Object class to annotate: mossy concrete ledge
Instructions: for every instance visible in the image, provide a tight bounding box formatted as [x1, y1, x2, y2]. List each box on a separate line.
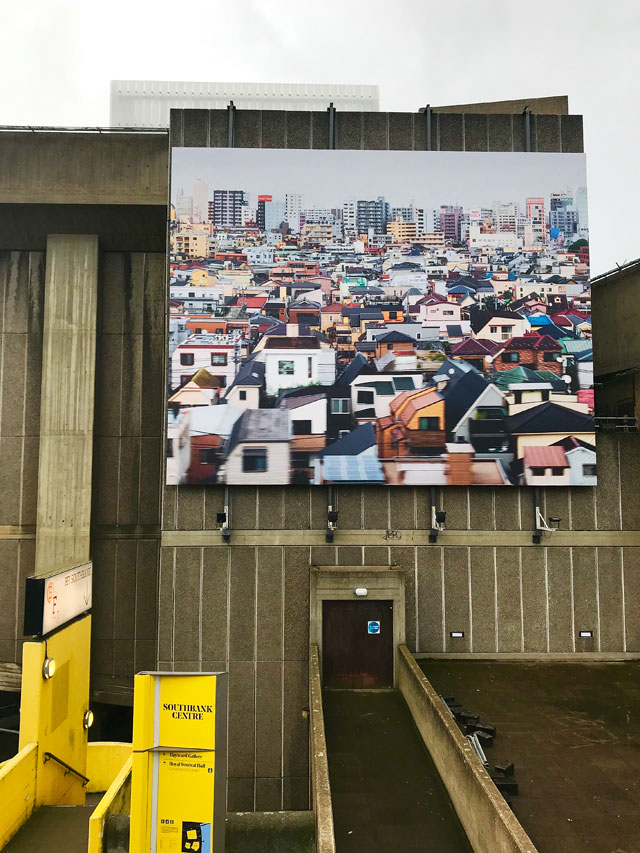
[397, 645, 538, 853]
[226, 811, 315, 852]
[105, 811, 315, 853]
[309, 644, 336, 853]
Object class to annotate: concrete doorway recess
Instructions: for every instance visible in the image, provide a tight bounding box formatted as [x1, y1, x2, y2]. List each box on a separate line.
[310, 565, 405, 687]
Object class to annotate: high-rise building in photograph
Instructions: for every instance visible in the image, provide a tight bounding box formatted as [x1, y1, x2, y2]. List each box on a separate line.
[284, 193, 302, 233]
[439, 204, 463, 241]
[209, 189, 249, 226]
[355, 196, 389, 235]
[192, 178, 209, 223]
[526, 196, 546, 242]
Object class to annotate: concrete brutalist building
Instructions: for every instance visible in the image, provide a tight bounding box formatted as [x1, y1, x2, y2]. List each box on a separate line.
[0, 95, 639, 812]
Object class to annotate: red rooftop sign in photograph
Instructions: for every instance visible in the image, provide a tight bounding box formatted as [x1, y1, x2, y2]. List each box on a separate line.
[167, 148, 594, 487]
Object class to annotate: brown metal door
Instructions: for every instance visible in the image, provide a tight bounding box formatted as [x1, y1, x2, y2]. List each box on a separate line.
[322, 600, 394, 688]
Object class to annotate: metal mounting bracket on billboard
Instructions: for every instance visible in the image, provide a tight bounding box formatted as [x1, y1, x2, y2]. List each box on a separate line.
[327, 102, 336, 149]
[523, 107, 532, 152]
[23, 561, 92, 637]
[227, 101, 236, 148]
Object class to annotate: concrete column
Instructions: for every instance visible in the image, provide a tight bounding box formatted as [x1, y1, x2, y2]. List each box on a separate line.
[35, 235, 98, 576]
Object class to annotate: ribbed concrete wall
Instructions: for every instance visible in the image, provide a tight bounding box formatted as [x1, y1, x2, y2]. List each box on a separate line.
[35, 234, 98, 575]
[0, 111, 635, 812]
[0, 252, 44, 670]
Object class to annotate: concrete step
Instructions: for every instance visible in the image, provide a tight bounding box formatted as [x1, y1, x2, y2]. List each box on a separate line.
[4, 802, 97, 853]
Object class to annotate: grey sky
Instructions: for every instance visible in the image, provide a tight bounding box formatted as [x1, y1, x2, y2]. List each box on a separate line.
[1, 0, 638, 273]
[172, 149, 587, 222]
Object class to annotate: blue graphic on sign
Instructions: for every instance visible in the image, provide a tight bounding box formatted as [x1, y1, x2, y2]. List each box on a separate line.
[368, 621, 381, 634]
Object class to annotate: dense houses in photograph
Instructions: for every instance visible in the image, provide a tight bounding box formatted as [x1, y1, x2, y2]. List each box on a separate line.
[167, 180, 594, 486]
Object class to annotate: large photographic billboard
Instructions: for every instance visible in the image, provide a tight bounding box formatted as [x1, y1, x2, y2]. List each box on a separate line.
[168, 149, 594, 487]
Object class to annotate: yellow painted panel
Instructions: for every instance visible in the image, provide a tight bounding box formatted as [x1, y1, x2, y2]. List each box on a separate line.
[156, 751, 215, 851]
[86, 742, 132, 793]
[130, 673, 223, 853]
[18, 615, 91, 806]
[157, 675, 217, 750]
[0, 742, 37, 848]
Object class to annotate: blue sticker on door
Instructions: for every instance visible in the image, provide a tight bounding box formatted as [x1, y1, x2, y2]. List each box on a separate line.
[368, 621, 380, 634]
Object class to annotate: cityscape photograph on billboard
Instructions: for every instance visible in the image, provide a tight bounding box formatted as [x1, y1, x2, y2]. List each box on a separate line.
[168, 148, 594, 487]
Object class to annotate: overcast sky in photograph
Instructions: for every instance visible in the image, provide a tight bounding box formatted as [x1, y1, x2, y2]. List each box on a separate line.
[173, 149, 588, 221]
[2, 0, 638, 273]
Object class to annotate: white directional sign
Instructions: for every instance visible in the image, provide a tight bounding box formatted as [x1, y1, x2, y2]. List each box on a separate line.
[24, 562, 92, 637]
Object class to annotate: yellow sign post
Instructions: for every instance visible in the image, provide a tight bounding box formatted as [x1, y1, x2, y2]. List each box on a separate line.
[130, 672, 227, 853]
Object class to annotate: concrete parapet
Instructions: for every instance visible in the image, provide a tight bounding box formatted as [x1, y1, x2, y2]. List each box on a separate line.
[89, 754, 132, 853]
[102, 811, 315, 853]
[309, 645, 336, 853]
[397, 645, 537, 853]
[86, 742, 132, 794]
[0, 742, 37, 848]
[226, 811, 315, 853]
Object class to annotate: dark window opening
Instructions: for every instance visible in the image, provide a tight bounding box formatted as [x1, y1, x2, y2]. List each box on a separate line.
[292, 420, 313, 435]
[357, 390, 375, 405]
[418, 416, 440, 430]
[243, 447, 267, 472]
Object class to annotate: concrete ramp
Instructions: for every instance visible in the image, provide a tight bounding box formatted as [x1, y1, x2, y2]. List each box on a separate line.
[323, 689, 472, 851]
[3, 804, 96, 853]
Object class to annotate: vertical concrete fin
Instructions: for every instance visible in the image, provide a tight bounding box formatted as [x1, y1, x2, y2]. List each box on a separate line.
[35, 235, 99, 576]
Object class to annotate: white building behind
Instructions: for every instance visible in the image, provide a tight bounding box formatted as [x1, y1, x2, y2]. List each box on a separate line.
[110, 81, 380, 128]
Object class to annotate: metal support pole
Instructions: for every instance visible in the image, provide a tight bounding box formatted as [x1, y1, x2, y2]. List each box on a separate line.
[523, 107, 531, 152]
[532, 486, 542, 544]
[327, 486, 337, 542]
[227, 100, 236, 148]
[327, 102, 336, 150]
[220, 486, 231, 543]
[429, 486, 438, 543]
[425, 105, 432, 151]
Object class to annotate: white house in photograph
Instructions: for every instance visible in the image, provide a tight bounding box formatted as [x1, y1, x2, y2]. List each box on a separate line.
[418, 298, 462, 324]
[224, 361, 265, 410]
[166, 408, 191, 485]
[252, 333, 336, 396]
[171, 333, 249, 388]
[219, 409, 291, 485]
[280, 393, 327, 436]
[562, 439, 597, 486]
[350, 373, 422, 419]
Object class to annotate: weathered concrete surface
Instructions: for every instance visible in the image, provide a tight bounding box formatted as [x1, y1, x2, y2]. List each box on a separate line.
[226, 811, 314, 853]
[0, 133, 168, 206]
[3, 805, 94, 853]
[433, 96, 569, 114]
[309, 645, 335, 853]
[398, 646, 536, 853]
[323, 686, 471, 852]
[105, 813, 129, 853]
[35, 235, 98, 575]
[421, 659, 640, 853]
